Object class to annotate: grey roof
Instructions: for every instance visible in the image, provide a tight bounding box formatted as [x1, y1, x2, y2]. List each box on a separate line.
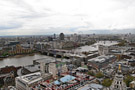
[24, 64, 40, 72]
[79, 83, 103, 90]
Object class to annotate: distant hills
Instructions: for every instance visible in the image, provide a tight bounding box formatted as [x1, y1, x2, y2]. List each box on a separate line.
[86, 29, 135, 34]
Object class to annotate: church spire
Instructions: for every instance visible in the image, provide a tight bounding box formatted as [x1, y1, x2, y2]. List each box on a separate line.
[118, 64, 122, 73]
[110, 64, 127, 90]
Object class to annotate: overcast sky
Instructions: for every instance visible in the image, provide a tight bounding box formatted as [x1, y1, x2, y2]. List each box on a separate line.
[0, 0, 135, 35]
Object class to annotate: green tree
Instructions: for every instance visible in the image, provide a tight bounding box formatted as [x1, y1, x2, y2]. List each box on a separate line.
[117, 40, 127, 46]
[2, 52, 9, 57]
[0, 84, 3, 88]
[124, 75, 134, 87]
[95, 72, 104, 78]
[88, 71, 95, 76]
[102, 78, 113, 87]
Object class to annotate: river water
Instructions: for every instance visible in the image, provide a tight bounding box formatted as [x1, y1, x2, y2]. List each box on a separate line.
[0, 54, 51, 68]
[75, 41, 118, 52]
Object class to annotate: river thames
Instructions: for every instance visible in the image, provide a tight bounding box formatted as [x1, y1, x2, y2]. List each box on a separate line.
[0, 54, 51, 68]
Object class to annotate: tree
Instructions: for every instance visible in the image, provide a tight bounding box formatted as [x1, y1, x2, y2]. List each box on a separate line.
[88, 71, 95, 76]
[0, 84, 2, 88]
[95, 72, 104, 78]
[2, 52, 9, 57]
[124, 75, 134, 87]
[102, 78, 113, 87]
[117, 40, 127, 46]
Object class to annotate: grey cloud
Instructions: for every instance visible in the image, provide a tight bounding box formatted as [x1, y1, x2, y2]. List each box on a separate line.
[0, 22, 22, 30]
[6, 0, 35, 12]
[0, 0, 135, 35]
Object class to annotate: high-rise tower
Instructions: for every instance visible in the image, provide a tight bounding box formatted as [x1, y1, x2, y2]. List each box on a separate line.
[59, 33, 64, 40]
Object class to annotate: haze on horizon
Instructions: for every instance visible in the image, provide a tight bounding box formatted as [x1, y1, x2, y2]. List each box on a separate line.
[0, 0, 135, 35]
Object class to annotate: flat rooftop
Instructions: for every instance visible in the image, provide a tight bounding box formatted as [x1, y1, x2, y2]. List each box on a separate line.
[78, 83, 103, 90]
[24, 64, 40, 72]
[88, 55, 115, 63]
[16, 72, 42, 85]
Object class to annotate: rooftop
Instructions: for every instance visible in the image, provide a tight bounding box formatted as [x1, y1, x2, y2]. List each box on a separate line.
[54, 75, 76, 85]
[0, 66, 17, 74]
[78, 83, 103, 90]
[88, 55, 115, 63]
[24, 64, 40, 72]
[16, 72, 42, 85]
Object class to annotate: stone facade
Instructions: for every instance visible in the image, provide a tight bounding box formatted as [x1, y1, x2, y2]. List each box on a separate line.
[98, 45, 109, 55]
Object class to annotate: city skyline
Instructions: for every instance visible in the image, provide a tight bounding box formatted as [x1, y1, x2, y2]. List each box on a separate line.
[0, 0, 135, 35]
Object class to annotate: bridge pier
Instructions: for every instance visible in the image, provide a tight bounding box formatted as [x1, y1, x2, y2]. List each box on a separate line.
[41, 50, 72, 59]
